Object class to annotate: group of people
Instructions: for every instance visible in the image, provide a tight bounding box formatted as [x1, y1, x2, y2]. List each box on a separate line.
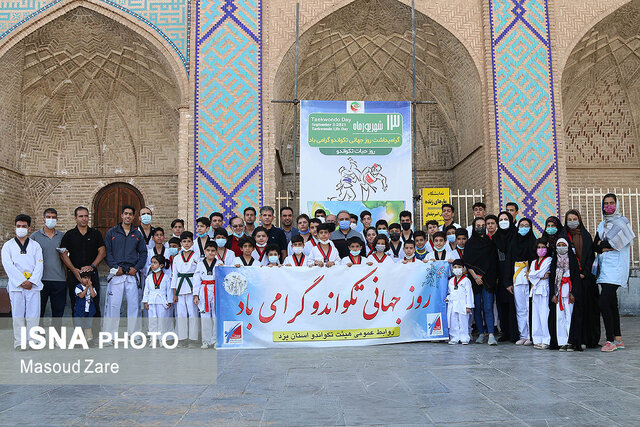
[1, 194, 634, 352]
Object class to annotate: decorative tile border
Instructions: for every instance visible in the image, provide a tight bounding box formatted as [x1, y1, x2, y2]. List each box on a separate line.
[0, 0, 190, 69]
[194, 0, 263, 222]
[488, 0, 560, 229]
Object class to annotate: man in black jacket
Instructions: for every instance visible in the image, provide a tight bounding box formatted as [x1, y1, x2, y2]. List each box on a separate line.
[103, 205, 147, 344]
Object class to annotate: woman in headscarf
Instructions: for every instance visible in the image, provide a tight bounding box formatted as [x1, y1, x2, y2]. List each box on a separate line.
[549, 237, 583, 351]
[463, 217, 498, 346]
[494, 211, 518, 342]
[594, 193, 635, 352]
[559, 209, 599, 348]
[542, 216, 563, 256]
[508, 218, 537, 345]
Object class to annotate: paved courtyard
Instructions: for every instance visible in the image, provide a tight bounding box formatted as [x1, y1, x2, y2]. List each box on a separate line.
[1, 317, 639, 426]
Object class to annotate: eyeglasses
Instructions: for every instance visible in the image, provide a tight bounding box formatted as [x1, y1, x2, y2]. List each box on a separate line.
[231, 224, 244, 228]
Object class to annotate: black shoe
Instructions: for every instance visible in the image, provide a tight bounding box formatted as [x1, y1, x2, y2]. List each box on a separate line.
[178, 340, 188, 348]
[497, 336, 510, 342]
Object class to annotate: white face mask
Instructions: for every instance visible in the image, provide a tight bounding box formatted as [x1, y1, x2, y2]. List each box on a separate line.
[152, 267, 162, 273]
[256, 242, 267, 248]
[292, 247, 304, 255]
[319, 239, 330, 245]
[375, 244, 386, 252]
[499, 220, 510, 230]
[556, 246, 569, 255]
[45, 218, 57, 229]
[181, 245, 191, 252]
[452, 267, 464, 276]
[405, 253, 415, 259]
[268, 255, 279, 264]
[349, 223, 357, 230]
[166, 247, 178, 257]
[16, 227, 28, 238]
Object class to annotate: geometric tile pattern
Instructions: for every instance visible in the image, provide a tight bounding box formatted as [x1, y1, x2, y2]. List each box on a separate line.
[194, 0, 263, 221]
[0, 0, 190, 70]
[488, 0, 561, 230]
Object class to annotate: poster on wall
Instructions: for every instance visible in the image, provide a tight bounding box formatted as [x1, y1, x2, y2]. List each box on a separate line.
[299, 100, 412, 228]
[215, 262, 450, 349]
[422, 188, 451, 225]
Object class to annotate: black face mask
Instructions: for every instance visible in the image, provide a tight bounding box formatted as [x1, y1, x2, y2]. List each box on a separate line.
[390, 233, 401, 241]
[475, 227, 486, 235]
[326, 223, 336, 233]
[401, 222, 411, 231]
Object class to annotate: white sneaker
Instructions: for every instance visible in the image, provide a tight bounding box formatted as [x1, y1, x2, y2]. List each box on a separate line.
[461, 341, 469, 345]
[515, 339, 526, 345]
[487, 334, 497, 346]
[523, 339, 533, 346]
[448, 339, 457, 345]
[200, 343, 209, 349]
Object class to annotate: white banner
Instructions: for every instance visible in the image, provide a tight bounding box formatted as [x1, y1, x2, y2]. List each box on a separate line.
[299, 100, 412, 222]
[215, 262, 450, 349]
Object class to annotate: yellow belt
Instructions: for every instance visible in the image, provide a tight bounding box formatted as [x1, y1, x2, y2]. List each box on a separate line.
[513, 261, 528, 283]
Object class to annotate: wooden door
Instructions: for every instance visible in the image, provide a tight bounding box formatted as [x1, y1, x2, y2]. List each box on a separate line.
[93, 183, 144, 238]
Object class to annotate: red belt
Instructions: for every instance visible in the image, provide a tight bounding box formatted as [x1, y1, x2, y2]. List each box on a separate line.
[559, 277, 571, 311]
[202, 280, 215, 313]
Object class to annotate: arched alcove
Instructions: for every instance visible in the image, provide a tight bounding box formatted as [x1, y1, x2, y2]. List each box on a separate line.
[0, 6, 180, 233]
[272, 0, 485, 195]
[561, 0, 640, 188]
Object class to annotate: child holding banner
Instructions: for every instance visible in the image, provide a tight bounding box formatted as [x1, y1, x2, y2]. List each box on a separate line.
[446, 259, 474, 344]
[251, 227, 270, 266]
[367, 235, 393, 265]
[284, 236, 312, 267]
[264, 245, 282, 267]
[234, 236, 258, 267]
[341, 237, 366, 266]
[310, 224, 340, 267]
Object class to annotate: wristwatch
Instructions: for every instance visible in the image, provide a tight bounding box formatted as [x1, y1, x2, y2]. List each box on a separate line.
[91, 264, 97, 270]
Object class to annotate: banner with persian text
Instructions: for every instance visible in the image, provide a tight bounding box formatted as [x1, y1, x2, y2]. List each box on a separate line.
[215, 261, 449, 349]
[299, 100, 412, 225]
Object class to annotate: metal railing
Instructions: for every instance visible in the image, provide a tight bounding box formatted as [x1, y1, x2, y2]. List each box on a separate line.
[568, 187, 640, 267]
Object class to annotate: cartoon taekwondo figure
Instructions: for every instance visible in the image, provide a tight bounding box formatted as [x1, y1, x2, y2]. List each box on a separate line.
[330, 157, 388, 201]
[331, 158, 360, 201]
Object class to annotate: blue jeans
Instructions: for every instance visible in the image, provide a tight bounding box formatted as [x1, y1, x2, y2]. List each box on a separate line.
[474, 288, 495, 334]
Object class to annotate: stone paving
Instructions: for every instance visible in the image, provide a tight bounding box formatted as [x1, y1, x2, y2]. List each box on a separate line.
[1, 317, 640, 426]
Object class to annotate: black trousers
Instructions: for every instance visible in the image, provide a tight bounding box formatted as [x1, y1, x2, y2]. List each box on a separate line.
[40, 280, 67, 330]
[67, 270, 101, 335]
[599, 283, 621, 342]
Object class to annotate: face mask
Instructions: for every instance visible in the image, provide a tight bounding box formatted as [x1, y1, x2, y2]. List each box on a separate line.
[268, 255, 279, 264]
[475, 227, 486, 235]
[537, 248, 547, 257]
[499, 220, 510, 230]
[326, 223, 336, 233]
[405, 253, 415, 259]
[375, 244, 386, 252]
[456, 245, 464, 250]
[604, 204, 617, 215]
[339, 220, 351, 230]
[256, 242, 267, 248]
[349, 223, 357, 231]
[435, 245, 445, 252]
[152, 267, 162, 273]
[215, 238, 227, 248]
[181, 245, 191, 252]
[166, 247, 178, 257]
[299, 229, 309, 235]
[378, 229, 389, 237]
[556, 246, 569, 255]
[545, 226, 557, 235]
[15, 227, 28, 238]
[567, 220, 580, 230]
[416, 244, 426, 251]
[141, 214, 152, 225]
[317, 217, 325, 223]
[196, 232, 208, 238]
[233, 232, 243, 238]
[45, 218, 57, 229]
[390, 233, 400, 241]
[518, 227, 530, 236]
[292, 247, 304, 255]
[447, 234, 456, 243]
[452, 268, 463, 276]
[401, 222, 411, 231]
[350, 250, 361, 256]
[319, 238, 330, 245]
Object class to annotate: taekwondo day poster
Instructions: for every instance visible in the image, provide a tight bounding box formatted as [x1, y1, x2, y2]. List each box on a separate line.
[215, 261, 449, 349]
[300, 100, 412, 228]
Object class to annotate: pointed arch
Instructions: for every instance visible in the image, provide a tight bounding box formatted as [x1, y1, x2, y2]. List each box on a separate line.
[0, 0, 189, 104]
